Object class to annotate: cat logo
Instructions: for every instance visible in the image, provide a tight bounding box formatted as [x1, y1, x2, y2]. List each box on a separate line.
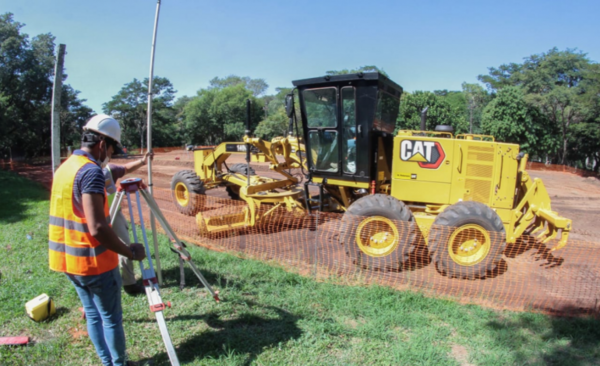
[400, 140, 445, 169]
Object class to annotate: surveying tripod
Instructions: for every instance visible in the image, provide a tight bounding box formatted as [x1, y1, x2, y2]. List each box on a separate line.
[110, 178, 220, 365]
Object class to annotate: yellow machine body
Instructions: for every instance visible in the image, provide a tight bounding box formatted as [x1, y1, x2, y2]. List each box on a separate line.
[172, 73, 571, 279]
[390, 131, 570, 250]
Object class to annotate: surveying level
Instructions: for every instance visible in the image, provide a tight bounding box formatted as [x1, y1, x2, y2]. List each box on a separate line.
[110, 177, 220, 365]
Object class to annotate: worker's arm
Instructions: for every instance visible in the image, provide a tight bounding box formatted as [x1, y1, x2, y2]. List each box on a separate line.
[82, 193, 146, 261]
[123, 151, 153, 174]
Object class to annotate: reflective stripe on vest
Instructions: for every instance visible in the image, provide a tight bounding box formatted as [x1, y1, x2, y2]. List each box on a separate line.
[48, 154, 118, 276]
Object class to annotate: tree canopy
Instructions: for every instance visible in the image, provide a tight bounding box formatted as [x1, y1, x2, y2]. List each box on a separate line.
[0, 13, 92, 158]
[2, 12, 599, 171]
[182, 84, 264, 146]
[103, 77, 178, 149]
[479, 48, 599, 164]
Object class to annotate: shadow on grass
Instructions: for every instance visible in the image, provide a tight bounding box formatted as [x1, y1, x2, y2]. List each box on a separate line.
[486, 306, 600, 365]
[157, 264, 239, 292]
[0, 170, 49, 224]
[137, 302, 302, 366]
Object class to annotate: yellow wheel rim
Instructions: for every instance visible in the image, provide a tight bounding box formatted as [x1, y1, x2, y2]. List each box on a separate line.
[175, 182, 189, 207]
[448, 224, 491, 266]
[355, 216, 399, 257]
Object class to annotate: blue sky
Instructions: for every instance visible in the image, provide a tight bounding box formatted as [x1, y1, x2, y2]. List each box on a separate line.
[3, 0, 599, 113]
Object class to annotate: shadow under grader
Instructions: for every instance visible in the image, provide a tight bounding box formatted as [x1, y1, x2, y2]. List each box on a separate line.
[504, 235, 565, 269]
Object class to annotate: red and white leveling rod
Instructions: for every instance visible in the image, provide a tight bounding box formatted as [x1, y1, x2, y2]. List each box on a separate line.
[110, 177, 220, 365]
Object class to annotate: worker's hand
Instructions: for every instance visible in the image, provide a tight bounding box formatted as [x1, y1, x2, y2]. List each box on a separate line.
[129, 243, 147, 261]
[142, 151, 154, 165]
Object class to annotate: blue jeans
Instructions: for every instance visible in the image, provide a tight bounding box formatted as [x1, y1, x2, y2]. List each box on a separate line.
[67, 267, 127, 366]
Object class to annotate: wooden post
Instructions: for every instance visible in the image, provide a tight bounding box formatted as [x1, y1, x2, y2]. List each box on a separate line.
[51, 44, 66, 174]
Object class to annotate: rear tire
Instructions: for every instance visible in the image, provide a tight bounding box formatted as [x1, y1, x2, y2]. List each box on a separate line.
[171, 170, 205, 216]
[339, 194, 420, 271]
[428, 201, 506, 279]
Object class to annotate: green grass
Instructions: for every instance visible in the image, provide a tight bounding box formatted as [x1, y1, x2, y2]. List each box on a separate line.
[2, 169, 600, 365]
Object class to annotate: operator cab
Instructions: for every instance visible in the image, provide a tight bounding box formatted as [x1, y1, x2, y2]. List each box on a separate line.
[292, 73, 403, 185]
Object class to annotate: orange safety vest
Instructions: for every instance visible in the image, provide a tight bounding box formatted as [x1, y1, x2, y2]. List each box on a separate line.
[48, 153, 118, 276]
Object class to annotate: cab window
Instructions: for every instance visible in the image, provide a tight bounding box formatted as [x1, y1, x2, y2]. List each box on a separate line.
[303, 87, 337, 128]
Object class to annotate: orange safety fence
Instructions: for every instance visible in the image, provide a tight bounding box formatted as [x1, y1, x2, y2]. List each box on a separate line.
[121, 186, 600, 318]
[3, 153, 600, 317]
[527, 161, 600, 179]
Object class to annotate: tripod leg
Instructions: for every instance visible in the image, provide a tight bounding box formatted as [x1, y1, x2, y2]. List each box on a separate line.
[179, 256, 185, 290]
[109, 191, 125, 225]
[139, 189, 220, 302]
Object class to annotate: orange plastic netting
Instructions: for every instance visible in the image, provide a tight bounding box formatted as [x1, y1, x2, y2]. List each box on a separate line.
[121, 186, 600, 318]
[3, 153, 600, 317]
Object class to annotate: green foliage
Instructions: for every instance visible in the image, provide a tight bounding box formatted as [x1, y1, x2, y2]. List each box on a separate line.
[103, 77, 179, 149]
[326, 65, 388, 77]
[461, 83, 490, 133]
[481, 86, 559, 157]
[397, 91, 468, 133]
[0, 13, 91, 158]
[183, 84, 264, 145]
[479, 48, 600, 164]
[567, 123, 600, 171]
[209, 75, 269, 97]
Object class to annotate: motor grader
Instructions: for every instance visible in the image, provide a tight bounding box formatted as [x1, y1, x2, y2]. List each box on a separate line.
[171, 72, 571, 279]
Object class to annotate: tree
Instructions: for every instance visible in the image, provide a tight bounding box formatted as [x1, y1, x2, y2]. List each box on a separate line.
[255, 87, 293, 140]
[480, 86, 559, 158]
[397, 91, 468, 133]
[326, 65, 388, 76]
[209, 75, 269, 97]
[103, 77, 179, 149]
[479, 48, 598, 164]
[0, 13, 92, 158]
[461, 83, 489, 133]
[182, 84, 264, 146]
[59, 85, 94, 149]
[567, 123, 600, 171]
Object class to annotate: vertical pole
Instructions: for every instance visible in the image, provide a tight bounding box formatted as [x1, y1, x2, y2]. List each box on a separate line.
[147, 0, 163, 285]
[245, 99, 251, 187]
[51, 44, 66, 174]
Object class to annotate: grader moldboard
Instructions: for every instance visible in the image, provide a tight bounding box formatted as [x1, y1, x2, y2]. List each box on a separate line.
[171, 72, 571, 279]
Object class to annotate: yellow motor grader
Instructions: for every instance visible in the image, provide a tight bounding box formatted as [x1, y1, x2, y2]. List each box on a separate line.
[171, 72, 571, 279]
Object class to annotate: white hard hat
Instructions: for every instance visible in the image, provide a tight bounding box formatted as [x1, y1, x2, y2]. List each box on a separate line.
[83, 114, 122, 145]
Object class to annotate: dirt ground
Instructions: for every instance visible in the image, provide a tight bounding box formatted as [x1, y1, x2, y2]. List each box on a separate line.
[8, 150, 600, 316]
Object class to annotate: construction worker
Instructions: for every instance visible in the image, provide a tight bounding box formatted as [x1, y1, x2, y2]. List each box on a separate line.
[104, 150, 153, 295]
[48, 114, 146, 366]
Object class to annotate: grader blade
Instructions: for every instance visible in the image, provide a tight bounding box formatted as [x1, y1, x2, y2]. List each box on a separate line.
[196, 210, 247, 234]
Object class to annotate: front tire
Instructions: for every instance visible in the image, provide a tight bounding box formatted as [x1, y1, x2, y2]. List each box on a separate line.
[339, 194, 420, 271]
[171, 170, 205, 216]
[428, 201, 506, 279]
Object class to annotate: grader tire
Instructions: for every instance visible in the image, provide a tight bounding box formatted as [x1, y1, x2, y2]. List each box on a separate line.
[171, 170, 205, 216]
[225, 164, 256, 200]
[428, 201, 506, 279]
[339, 194, 420, 271]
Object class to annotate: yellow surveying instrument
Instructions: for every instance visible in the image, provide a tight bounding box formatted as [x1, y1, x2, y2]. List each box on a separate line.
[110, 178, 219, 365]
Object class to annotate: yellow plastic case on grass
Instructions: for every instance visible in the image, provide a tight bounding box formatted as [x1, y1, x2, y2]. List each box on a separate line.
[25, 293, 56, 322]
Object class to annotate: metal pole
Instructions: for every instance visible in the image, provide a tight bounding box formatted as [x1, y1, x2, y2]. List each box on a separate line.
[147, 0, 163, 285]
[245, 99, 251, 187]
[51, 44, 66, 174]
